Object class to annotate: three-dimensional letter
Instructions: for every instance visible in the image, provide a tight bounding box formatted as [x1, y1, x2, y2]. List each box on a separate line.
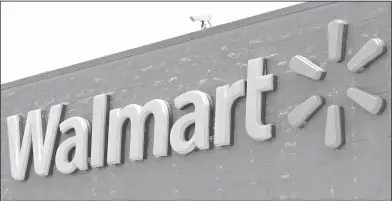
[170, 90, 212, 154]
[214, 80, 246, 147]
[246, 58, 276, 141]
[107, 99, 171, 164]
[7, 104, 64, 180]
[55, 117, 90, 174]
[91, 94, 108, 168]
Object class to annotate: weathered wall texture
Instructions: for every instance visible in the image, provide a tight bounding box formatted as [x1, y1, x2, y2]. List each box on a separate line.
[1, 2, 391, 200]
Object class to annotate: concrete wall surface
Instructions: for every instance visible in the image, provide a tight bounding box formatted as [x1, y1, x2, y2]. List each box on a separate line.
[1, 2, 391, 200]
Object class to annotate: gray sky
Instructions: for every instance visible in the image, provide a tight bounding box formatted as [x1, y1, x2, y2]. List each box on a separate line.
[1, 2, 300, 84]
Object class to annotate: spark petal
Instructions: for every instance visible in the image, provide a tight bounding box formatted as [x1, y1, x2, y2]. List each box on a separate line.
[288, 95, 324, 128]
[289, 56, 325, 80]
[325, 105, 344, 149]
[328, 19, 347, 62]
[347, 38, 386, 72]
[347, 87, 385, 115]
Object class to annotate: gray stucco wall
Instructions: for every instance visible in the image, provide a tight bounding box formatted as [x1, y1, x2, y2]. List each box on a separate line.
[1, 2, 391, 200]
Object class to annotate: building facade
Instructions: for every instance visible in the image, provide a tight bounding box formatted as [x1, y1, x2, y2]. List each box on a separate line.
[1, 2, 391, 200]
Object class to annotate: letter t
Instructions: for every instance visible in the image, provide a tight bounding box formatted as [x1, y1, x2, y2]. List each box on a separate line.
[245, 57, 276, 141]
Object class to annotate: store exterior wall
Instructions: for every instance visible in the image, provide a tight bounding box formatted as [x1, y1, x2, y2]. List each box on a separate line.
[1, 2, 391, 200]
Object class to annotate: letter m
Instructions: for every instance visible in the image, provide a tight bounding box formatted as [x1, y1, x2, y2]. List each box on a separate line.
[6, 104, 64, 180]
[107, 99, 171, 164]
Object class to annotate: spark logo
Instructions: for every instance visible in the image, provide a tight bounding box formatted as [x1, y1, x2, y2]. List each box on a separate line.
[287, 20, 387, 148]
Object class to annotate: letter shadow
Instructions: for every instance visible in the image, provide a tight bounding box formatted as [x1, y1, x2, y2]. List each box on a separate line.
[336, 108, 346, 149]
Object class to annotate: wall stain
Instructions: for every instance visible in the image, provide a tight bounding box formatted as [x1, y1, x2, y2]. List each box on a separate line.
[197, 79, 208, 88]
[236, 62, 248, 68]
[265, 53, 279, 59]
[180, 57, 191, 62]
[168, 77, 178, 83]
[141, 65, 154, 72]
[220, 46, 228, 51]
[94, 78, 102, 83]
[277, 60, 287, 66]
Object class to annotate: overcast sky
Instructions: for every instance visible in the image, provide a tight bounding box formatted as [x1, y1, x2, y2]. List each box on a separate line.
[1, 2, 300, 84]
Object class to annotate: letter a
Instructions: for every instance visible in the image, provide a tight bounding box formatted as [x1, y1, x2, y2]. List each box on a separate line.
[170, 90, 212, 154]
[55, 117, 90, 174]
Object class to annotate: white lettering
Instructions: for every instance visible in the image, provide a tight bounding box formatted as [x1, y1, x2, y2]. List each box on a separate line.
[170, 90, 212, 154]
[214, 80, 246, 147]
[55, 117, 90, 174]
[245, 58, 276, 141]
[91, 94, 108, 168]
[6, 104, 64, 180]
[107, 99, 171, 164]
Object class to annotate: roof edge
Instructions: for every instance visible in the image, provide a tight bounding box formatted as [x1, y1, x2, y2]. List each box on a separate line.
[1, 2, 334, 90]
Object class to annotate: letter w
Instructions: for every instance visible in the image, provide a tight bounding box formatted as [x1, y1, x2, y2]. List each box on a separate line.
[6, 104, 64, 180]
